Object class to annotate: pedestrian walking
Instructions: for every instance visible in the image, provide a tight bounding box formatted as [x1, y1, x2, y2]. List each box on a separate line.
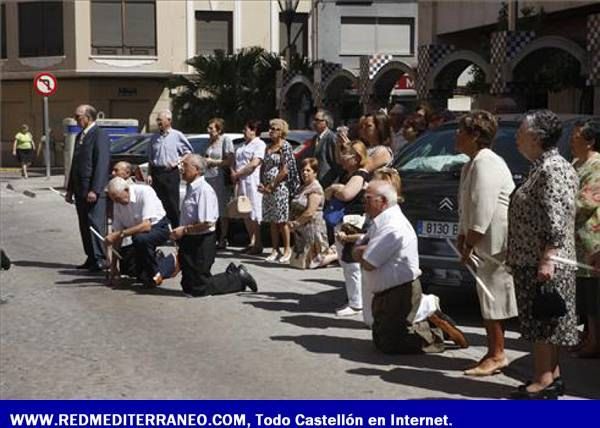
[12, 124, 35, 179]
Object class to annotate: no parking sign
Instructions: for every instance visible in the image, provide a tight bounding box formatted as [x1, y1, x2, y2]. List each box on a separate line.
[34, 72, 58, 97]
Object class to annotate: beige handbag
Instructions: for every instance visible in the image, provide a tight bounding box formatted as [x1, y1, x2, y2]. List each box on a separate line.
[226, 185, 252, 218]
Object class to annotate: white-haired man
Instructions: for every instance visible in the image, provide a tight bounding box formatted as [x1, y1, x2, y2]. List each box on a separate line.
[105, 177, 170, 287]
[170, 154, 257, 297]
[147, 109, 193, 228]
[353, 180, 468, 354]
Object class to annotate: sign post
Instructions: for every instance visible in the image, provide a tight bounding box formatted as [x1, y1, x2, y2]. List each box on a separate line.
[33, 72, 58, 179]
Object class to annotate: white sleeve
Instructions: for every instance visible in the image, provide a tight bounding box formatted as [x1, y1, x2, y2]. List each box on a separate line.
[363, 228, 403, 268]
[196, 189, 219, 223]
[254, 141, 266, 160]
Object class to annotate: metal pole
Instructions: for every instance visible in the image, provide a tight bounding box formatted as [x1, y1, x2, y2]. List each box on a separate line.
[43, 96, 51, 179]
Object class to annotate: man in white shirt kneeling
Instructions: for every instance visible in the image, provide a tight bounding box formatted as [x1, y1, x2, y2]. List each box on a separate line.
[353, 180, 468, 354]
[170, 154, 257, 297]
[105, 177, 171, 287]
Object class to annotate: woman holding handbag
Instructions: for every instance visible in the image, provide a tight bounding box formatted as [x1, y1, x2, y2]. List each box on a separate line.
[325, 140, 371, 318]
[259, 119, 300, 264]
[232, 120, 266, 255]
[205, 118, 235, 249]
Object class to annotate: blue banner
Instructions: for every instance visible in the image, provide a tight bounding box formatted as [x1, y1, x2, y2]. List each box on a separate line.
[0, 401, 597, 428]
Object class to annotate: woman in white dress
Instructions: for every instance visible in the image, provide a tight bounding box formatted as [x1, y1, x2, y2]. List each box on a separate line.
[455, 110, 518, 376]
[205, 118, 234, 249]
[232, 120, 266, 255]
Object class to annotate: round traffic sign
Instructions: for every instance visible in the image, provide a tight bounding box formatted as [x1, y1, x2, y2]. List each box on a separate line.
[34, 72, 58, 96]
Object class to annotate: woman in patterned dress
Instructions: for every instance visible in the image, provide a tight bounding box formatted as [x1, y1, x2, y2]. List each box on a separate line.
[508, 110, 579, 399]
[205, 118, 235, 249]
[259, 119, 299, 264]
[570, 118, 600, 358]
[289, 158, 332, 269]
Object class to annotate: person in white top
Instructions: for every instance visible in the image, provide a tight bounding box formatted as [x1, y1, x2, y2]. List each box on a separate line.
[105, 178, 170, 287]
[170, 154, 257, 297]
[456, 110, 517, 376]
[353, 180, 468, 354]
[231, 120, 266, 255]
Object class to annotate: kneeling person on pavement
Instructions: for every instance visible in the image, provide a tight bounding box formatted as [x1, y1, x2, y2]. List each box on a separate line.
[170, 154, 257, 297]
[105, 177, 170, 286]
[353, 180, 468, 354]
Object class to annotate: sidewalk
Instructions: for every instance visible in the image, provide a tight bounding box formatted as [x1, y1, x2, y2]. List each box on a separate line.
[1, 170, 66, 198]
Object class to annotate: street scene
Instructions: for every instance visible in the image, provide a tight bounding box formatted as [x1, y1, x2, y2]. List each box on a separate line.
[1, 0, 600, 401]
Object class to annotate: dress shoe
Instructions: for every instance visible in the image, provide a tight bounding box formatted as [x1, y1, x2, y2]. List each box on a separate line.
[510, 384, 559, 400]
[464, 358, 508, 376]
[519, 378, 565, 396]
[427, 310, 469, 348]
[76, 260, 93, 269]
[336, 305, 363, 317]
[279, 252, 292, 264]
[226, 262, 239, 275]
[237, 264, 258, 292]
[265, 251, 281, 262]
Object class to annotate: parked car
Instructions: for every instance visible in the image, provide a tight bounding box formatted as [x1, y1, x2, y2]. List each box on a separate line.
[393, 114, 588, 291]
[260, 129, 316, 160]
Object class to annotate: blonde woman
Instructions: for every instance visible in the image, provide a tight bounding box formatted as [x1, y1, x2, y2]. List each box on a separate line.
[12, 124, 35, 179]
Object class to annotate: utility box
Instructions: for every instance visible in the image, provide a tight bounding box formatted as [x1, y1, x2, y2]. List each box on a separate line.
[62, 116, 138, 187]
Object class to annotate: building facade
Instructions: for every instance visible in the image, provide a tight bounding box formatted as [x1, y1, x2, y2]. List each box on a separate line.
[0, 0, 313, 166]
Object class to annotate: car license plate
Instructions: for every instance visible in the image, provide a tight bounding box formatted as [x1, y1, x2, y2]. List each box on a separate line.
[417, 220, 459, 239]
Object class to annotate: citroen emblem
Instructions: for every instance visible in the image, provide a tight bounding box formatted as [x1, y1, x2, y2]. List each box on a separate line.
[438, 197, 454, 211]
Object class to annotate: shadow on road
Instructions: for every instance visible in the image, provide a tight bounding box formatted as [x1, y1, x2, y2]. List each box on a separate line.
[244, 289, 345, 314]
[13, 260, 78, 269]
[281, 314, 368, 330]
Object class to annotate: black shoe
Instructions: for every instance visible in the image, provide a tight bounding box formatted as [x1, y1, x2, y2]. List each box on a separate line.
[88, 262, 107, 273]
[510, 384, 560, 400]
[226, 262, 239, 275]
[237, 264, 257, 292]
[1, 250, 11, 270]
[519, 378, 565, 396]
[76, 260, 93, 269]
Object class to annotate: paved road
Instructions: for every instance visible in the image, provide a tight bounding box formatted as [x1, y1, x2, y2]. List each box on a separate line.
[0, 175, 597, 399]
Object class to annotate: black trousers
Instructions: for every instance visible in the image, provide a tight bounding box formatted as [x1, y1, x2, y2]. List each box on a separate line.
[179, 232, 244, 297]
[129, 217, 170, 282]
[151, 167, 180, 228]
[75, 194, 107, 265]
[372, 279, 444, 354]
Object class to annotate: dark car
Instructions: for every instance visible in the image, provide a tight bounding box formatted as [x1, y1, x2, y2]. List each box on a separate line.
[110, 133, 153, 162]
[393, 114, 587, 291]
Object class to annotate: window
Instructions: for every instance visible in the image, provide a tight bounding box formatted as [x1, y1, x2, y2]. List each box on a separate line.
[18, 1, 63, 57]
[335, 1, 373, 5]
[91, 0, 156, 56]
[1, 4, 6, 59]
[279, 12, 308, 57]
[340, 17, 414, 56]
[195, 11, 232, 55]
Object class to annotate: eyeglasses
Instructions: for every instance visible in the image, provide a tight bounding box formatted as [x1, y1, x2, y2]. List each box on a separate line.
[313, 118, 326, 122]
[270, 127, 281, 131]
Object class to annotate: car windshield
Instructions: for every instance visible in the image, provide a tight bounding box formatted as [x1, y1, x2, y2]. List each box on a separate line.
[188, 137, 211, 156]
[110, 135, 150, 154]
[395, 123, 531, 175]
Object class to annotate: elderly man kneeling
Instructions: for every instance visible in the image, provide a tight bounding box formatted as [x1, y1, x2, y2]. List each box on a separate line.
[105, 177, 171, 287]
[353, 180, 468, 354]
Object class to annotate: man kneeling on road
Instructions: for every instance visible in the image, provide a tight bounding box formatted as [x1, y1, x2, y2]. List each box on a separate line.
[353, 180, 468, 354]
[170, 154, 257, 297]
[105, 177, 170, 287]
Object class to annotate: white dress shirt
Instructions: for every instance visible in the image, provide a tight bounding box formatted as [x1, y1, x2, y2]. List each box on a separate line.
[112, 184, 166, 230]
[363, 204, 421, 294]
[180, 176, 218, 234]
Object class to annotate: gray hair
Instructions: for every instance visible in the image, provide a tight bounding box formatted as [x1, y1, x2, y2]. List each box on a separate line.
[158, 109, 173, 120]
[316, 109, 334, 128]
[76, 104, 98, 121]
[185, 153, 207, 175]
[114, 161, 132, 176]
[369, 180, 398, 207]
[107, 177, 129, 195]
[522, 109, 562, 150]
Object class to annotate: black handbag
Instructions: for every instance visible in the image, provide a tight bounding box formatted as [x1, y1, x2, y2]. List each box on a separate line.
[532, 284, 567, 321]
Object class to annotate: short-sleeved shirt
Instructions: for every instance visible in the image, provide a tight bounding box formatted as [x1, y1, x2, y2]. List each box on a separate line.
[180, 176, 219, 234]
[149, 128, 193, 168]
[205, 135, 234, 180]
[235, 137, 266, 187]
[363, 204, 421, 293]
[113, 184, 166, 230]
[338, 169, 370, 215]
[15, 132, 33, 150]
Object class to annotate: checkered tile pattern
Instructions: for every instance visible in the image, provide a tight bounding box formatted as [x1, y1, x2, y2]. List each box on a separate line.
[359, 56, 370, 105]
[490, 31, 535, 94]
[282, 69, 301, 89]
[368, 54, 392, 80]
[416, 44, 454, 99]
[587, 14, 600, 85]
[321, 62, 342, 85]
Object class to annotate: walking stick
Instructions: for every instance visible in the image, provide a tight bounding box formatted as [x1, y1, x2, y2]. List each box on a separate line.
[445, 238, 495, 302]
[89, 226, 123, 260]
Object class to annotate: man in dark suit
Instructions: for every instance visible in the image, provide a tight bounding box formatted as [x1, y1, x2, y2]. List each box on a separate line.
[309, 109, 341, 188]
[65, 104, 110, 272]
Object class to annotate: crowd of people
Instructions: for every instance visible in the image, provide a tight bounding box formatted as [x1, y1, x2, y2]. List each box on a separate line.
[64, 102, 598, 400]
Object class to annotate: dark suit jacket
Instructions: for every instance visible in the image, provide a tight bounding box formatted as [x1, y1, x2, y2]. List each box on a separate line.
[67, 124, 110, 197]
[308, 128, 341, 188]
